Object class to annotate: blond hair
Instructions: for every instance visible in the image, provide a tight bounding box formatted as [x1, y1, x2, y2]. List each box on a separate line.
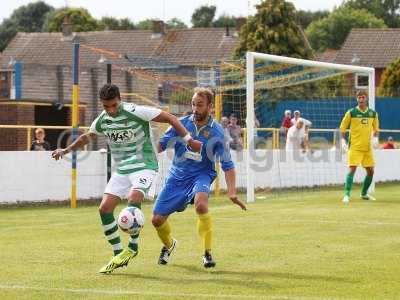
[35, 128, 45, 135]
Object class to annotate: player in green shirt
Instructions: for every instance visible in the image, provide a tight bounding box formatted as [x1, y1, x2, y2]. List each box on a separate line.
[52, 84, 201, 273]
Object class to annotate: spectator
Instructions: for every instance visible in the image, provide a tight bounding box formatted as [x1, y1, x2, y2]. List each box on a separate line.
[286, 119, 309, 152]
[254, 114, 260, 128]
[30, 128, 51, 151]
[291, 110, 312, 128]
[228, 114, 243, 151]
[281, 110, 292, 136]
[221, 116, 233, 145]
[382, 136, 397, 149]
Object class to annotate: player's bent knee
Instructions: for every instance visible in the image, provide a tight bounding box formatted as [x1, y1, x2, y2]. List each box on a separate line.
[195, 203, 208, 215]
[99, 203, 115, 214]
[152, 214, 166, 227]
[99, 194, 119, 214]
[128, 189, 145, 202]
[98, 205, 109, 214]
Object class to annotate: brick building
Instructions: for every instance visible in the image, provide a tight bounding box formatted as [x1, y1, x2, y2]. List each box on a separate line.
[334, 28, 400, 90]
[0, 21, 240, 150]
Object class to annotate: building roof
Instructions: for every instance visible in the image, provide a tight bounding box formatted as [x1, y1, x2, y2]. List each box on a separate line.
[0, 28, 239, 69]
[334, 28, 400, 68]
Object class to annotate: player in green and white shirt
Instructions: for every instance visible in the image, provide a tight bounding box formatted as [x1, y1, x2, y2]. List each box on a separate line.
[52, 84, 201, 274]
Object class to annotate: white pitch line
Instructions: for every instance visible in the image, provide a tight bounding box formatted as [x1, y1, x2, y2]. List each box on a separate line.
[0, 284, 343, 300]
[285, 220, 400, 226]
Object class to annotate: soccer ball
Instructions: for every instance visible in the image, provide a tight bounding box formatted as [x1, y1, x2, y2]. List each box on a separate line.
[117, 207, 145, 235]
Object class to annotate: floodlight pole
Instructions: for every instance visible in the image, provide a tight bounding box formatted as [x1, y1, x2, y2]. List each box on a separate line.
[106, 62, 112, 182]
[71, 42, 80, 208]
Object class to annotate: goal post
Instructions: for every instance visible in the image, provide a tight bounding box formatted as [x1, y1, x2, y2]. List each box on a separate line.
[245, 51, 375, 203]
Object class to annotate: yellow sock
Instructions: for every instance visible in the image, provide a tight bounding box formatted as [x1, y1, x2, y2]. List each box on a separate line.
[197, 213, 212, 252]
[155, 220, 173, 248]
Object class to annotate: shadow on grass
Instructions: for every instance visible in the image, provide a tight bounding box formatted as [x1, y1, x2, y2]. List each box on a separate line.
[109, 271, 273, 291]
[108, 263, 355, 290]
[172, 263, 355, 283]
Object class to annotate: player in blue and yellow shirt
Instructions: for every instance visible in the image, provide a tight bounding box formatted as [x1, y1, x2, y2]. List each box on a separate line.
[340, 90, 379, 203]
[152, 87, 246, 268]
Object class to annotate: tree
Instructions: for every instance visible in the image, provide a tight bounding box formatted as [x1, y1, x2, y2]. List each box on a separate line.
[213, 15, 237, 28]
[99, 17, 135, 30]
[98, 17, 119, 30]
[0, 20, 18, 52]
[378, 57, 400, 96]
[342, 0, 400, 28]
[119, 18, 136, 30]
[191, 5, 216, 27]
[296, 10, 329, 29]
[136, 19, 155, 30]
[166, 18, 187, 29]
[235, 0, 313, 59]
[306, 6, 386, 52]
[0, 1, 54, 51]
[43, 7, 100, 32]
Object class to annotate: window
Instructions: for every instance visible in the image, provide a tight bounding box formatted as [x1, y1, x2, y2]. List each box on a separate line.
[355, 73, 369, 89]
[0, 72, 10, 97]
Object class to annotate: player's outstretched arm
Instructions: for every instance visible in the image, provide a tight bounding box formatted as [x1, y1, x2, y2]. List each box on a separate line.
[51, 132, 96, 160]
[152, 111, 202, 152]
[224, 168, 247, 210]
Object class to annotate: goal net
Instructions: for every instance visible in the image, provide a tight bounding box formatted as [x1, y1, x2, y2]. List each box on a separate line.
[220, 52, 375, 202]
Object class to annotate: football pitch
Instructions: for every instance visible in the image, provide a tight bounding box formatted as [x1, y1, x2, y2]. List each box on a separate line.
[0, 184, 399, 300]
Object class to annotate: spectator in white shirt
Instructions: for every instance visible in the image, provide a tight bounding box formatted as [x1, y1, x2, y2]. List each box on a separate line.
[228, 114, 243, 151]
[286, 119, 309, 152]
[221, 116, 233, 145]
[291, 110, 312, 128]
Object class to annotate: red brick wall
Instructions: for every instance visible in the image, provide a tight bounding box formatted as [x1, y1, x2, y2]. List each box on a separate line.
[0, 103, 90, 151]
[0, 104, 34, 150]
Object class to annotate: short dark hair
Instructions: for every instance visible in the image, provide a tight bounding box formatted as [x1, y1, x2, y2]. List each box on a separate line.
[194, 87, 213, 104]
[99, 84, 120, 101]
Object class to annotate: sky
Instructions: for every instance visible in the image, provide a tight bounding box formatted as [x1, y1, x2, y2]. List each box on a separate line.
[0, 0, 344, 25]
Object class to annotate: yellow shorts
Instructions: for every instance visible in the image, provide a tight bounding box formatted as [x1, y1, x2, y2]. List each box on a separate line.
[348, 149, 375, 167]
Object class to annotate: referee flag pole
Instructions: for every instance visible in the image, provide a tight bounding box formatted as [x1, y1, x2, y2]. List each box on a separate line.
[71, 42, 80, 208]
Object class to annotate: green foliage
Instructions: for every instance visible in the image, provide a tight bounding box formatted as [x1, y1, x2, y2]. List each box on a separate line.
[43, 7, 100, 32]
[0, 1, 54, 51]
[98, 17, 135, 30]
[119, 18, 136, 30]
[213, 15, 237, 28]
[296, 10, 329, 29]
[0, 20, 18, 52]
[191, 5, 216, 27]
[342, 0, 400, 27]
[378, 57, 400, 96]
[10, 1, 54, 32]
[166, 18, 187, 29]
[235, 0, 313, 59]
[306, 6, 386, 52]
[136, 19, 155, 30]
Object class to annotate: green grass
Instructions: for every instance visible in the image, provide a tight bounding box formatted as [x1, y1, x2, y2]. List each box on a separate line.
[1, 185, 400, 300]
